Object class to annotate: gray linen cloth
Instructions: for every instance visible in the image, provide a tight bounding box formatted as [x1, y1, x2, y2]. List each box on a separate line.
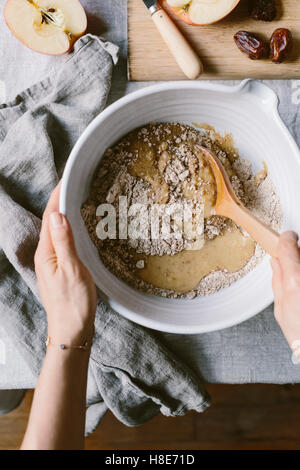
[0, 34, 210, 434]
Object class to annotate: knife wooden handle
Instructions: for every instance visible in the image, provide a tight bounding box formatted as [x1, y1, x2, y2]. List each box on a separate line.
[151, 8, 203, 79]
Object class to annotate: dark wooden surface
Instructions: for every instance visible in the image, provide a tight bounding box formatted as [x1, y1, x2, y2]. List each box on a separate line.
[1, 384, 300, 450]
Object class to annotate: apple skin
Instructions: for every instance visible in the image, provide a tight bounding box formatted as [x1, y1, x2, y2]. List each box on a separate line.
[4, 0, 87, 56]
[164, 0, 241, 26]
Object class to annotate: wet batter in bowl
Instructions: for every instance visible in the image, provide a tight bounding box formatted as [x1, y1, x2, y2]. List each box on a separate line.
[81, 123, 282, 298]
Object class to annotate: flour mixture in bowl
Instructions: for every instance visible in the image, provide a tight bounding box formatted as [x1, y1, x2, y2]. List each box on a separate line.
[81, 123, 282, 299]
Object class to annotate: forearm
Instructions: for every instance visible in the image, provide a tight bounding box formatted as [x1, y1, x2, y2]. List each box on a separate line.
[21, 346, 90, 450]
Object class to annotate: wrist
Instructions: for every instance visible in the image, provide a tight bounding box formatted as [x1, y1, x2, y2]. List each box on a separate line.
[46, 327, 94, 351]
[45, 343, 91, 369]
[46, 335, 91, 349]
[45, 336, 92, 360]
[47, 323, 94, 346]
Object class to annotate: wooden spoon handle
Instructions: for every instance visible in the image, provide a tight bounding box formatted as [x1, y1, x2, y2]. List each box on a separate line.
[151, 9, 203, 79]
[220, 202, 279, 258]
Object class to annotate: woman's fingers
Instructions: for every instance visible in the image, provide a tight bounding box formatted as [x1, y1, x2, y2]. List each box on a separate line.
[270, 231, 300, 350]
[40, 182, 62, 237]
[271, 257, 283, 316]
[271, 258, 282, 290]
[49, 212, 78, 266]
[277, 231, 300, 268]
[35, 184, 61, 270]
[42, 182, 61, 222]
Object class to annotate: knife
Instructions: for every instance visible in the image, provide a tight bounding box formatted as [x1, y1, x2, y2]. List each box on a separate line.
[142, 0, 203, 79]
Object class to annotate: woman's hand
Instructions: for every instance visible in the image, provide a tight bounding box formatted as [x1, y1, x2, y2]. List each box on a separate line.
[22, 184, 97, 450]
[271, 231, 300, 350]
[34, 184, 97, 346]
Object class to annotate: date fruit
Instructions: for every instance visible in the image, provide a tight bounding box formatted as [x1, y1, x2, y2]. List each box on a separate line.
[234, 31, 268, 60]
[270, 28, 292, 63]
[250, 0, 277, 22]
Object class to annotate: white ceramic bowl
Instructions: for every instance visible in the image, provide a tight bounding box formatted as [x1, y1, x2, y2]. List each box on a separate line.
[60, 79, 300, 334]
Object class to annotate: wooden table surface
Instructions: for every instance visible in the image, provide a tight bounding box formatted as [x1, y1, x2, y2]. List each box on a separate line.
[2, 384, 300, 450]
[128, 0, 300, 81]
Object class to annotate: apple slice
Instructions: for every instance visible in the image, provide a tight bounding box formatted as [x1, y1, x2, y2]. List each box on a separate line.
[167, 0, 240, 26]
[167, 0, 190, 6]
[5, 0, 87, 55]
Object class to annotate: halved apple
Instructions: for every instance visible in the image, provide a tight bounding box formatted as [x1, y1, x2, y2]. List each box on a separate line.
[166, 0, 241, 26]
[5, 0, 87, 55]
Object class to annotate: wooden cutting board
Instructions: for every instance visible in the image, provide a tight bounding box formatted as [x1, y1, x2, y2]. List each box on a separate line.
[128, 0, 300, 81]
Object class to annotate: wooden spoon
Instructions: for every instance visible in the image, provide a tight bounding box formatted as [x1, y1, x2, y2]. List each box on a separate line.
[196, 146, 279, 258]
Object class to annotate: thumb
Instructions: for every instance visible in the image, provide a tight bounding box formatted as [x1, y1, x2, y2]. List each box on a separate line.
[278, 231, 300, 267]
[270, 257, 283, 305]
[49, 212, 77, 265]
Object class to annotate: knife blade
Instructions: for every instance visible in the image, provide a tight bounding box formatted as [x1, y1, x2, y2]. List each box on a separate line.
[141, 0, 203, 79]
[143, 0, 159, 12]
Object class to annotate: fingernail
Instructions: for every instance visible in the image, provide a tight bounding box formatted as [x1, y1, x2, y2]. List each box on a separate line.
[282, 231, 299, 241]
[50, 212, 64, 228]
